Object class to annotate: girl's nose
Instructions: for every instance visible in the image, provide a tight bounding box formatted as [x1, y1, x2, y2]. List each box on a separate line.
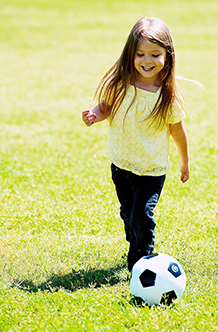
[144, 55, 152, 63]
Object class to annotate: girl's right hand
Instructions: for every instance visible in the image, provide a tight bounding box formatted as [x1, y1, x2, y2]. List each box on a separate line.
[82, 110, 97, 126]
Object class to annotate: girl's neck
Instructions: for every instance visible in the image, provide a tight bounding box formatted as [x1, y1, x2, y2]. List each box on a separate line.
[133, 79, 161, 93]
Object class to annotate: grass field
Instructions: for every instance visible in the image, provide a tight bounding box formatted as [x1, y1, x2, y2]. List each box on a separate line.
[0, 0, 217, 331]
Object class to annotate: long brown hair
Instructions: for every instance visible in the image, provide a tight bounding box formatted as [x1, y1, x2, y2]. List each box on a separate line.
[94, 17, 183, 128]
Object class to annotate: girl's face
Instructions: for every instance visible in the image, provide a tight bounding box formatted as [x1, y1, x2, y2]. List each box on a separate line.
[134, 38, 166, 86]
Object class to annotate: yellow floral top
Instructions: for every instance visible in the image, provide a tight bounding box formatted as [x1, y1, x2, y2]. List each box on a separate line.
[107, 85, 185, 176]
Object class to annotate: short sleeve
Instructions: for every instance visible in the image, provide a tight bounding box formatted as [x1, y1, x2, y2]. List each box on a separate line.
[166, 99, 186, 124]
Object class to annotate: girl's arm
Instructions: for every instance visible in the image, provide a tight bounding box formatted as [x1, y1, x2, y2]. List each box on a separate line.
[82, 103, 108, 126]
[169, 121, 190, 183]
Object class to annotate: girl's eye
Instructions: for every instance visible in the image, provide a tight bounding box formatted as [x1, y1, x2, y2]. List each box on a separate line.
[137, 53, 144, 57]
[152, 54, 160, 58]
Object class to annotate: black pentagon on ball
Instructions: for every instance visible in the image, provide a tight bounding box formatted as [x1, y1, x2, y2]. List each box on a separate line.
[139, 269, 156, 287]
[168, 262, 182, 278]
[160, 290, 177, 306]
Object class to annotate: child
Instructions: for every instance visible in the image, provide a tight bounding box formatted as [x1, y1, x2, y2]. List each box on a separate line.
[82, 17, 189, 272]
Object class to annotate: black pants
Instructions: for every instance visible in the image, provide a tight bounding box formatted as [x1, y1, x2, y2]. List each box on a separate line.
[111, 163, 166, 271]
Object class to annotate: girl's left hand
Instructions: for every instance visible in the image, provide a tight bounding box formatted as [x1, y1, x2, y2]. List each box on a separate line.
[180, 164, 190, 183]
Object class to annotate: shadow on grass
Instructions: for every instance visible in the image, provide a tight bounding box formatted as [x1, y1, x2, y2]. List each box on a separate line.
[11, 261, 129, 293]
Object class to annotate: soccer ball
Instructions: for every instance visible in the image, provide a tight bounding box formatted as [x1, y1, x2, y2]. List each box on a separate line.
[130, 253, 186, 306]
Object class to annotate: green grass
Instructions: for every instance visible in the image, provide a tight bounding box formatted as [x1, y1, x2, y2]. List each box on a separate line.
[0, 0, 217, 331]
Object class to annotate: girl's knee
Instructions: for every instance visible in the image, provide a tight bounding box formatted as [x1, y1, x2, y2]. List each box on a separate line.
[144, 193, 159, 218]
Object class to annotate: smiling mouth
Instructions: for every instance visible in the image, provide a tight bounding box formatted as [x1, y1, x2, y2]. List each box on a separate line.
[142, 66, 155, 72]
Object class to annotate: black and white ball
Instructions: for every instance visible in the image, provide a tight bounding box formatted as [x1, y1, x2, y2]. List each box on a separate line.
[130, 253, 186, 305]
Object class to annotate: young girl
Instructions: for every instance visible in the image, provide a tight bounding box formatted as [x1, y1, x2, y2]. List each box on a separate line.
[82, 17, 189, 272]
